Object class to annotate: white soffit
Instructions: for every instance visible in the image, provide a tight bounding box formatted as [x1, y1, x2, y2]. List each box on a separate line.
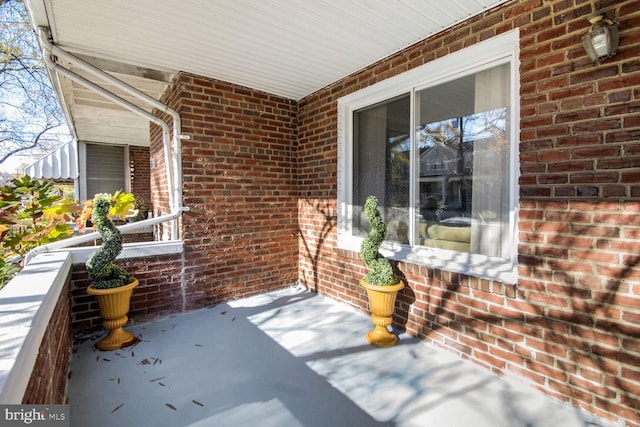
[44, 0, 509, 100]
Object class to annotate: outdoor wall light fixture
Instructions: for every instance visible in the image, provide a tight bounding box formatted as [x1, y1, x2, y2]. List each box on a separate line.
[582, 14, 619, 62]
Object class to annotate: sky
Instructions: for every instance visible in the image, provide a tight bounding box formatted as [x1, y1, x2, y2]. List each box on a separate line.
[0, 0, 72, 177]
[0, 154, 36, 175]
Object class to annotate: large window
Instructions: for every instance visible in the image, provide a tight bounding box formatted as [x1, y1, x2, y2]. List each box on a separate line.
[338, 30, 519, 283]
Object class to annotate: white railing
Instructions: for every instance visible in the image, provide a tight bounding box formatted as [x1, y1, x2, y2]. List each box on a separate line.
[0, 251, 71, 403]
[0, 240, 184, 404]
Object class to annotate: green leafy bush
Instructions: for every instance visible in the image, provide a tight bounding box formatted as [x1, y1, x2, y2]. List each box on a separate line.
[0, 176, 81, 288]
[0, 176, 78, 256]
[0, 257, 20, 290]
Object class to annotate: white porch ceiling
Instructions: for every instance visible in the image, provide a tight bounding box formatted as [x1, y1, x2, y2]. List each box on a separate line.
[26, 0, 509, 147]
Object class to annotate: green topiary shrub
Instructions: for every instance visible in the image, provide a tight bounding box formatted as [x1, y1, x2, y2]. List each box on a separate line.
[86, 193, 132, 289]
[360, 195, 399, 285]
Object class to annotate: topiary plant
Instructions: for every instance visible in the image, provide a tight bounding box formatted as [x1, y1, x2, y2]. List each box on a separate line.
[86, 193, 133, 289]
[360, 195, 399, 285]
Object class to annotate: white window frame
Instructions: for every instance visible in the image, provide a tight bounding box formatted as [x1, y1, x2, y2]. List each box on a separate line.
[337, 29, 520, 284]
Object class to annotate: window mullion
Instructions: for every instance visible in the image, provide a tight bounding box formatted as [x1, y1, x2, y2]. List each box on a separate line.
[408, 89, 417, 247]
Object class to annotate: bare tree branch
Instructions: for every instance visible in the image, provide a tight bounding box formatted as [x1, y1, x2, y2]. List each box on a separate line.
[0, 0, 71, 167]
[0, 125, 53, 164]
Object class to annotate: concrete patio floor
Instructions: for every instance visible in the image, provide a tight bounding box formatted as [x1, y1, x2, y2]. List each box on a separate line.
[67, 286, 613, 427]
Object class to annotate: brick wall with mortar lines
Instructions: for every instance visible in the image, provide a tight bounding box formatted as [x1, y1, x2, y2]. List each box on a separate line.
[22, 279, 72, 404]
[149, 114, 173, 240]
[153, 73, 299, 310]
[297, 1, 640, 425]
[149, 113, 171, 218]
[129, 145, 151, 207]
[70, 255, 184, 334]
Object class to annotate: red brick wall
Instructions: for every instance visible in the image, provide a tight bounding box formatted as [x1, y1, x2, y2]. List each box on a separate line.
[22, 279, 71, 404]
[153, 73, 299, 310]
[149, 123, 170, 217]
[297, 1, 640, 426]
[129, 145, 151, 208]
[70, 255, 183, 333]
[149, 114, 172, 240]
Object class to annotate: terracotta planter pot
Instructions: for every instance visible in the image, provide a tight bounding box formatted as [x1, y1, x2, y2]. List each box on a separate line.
[87, 278, 139, 351]
[360, 278, 404, 348]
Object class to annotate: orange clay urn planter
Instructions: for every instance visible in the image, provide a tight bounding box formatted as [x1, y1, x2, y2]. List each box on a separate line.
[83, 192, 138, 351]
[359, 196, 404, 348]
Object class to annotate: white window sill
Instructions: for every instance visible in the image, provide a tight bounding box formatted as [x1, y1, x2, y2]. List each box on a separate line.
[339, 236, 517, 284]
